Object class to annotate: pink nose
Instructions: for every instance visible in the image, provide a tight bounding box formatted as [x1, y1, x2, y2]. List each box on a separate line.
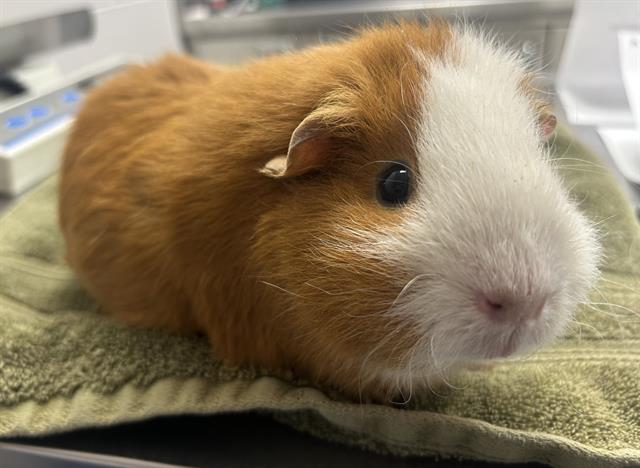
[476, 292, 546, 322]
[478, 295, 504, 314]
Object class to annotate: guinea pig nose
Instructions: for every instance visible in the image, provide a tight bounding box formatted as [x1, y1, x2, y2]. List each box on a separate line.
[476, 293, 506, 320]
[476, 292, 547, 323]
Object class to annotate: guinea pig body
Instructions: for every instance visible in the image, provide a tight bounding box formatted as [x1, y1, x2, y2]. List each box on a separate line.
[59, 21, 600, 402]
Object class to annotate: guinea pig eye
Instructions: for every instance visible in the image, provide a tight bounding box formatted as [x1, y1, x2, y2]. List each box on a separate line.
[377, 162, 411, 206]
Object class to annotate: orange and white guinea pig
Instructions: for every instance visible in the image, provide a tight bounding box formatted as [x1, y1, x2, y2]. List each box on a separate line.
[59, 20, 600, 402]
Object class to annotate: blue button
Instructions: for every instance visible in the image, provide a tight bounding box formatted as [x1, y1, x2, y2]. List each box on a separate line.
[61, 90, 81, 103]
[29, 105, 50, 119]
[4, 115, 29, 130]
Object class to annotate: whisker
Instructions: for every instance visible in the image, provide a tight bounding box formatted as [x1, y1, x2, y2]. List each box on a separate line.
[260, 281, 305, 298]
[599, 277, 640, 295]
[568, 318, 604, 339]
[551, 157, 607, 169]
[588, 302, 640, 317]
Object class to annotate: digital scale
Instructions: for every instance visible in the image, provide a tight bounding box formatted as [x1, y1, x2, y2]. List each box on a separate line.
[0, 85, 81, 195]
[0, 6, 131, 197]
[0, 59, 126, 196]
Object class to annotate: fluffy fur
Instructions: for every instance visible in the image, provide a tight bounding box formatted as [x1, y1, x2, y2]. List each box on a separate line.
[366, 28, 601, 395]
[59, 20, 600, 403]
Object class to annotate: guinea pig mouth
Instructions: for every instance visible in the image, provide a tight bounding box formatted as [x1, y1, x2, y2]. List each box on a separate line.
[484, 335, 518, 359]
[481, 327, 523, 359]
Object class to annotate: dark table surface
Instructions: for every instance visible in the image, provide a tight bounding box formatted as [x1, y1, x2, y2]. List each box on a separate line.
[5, 412, 550, 467]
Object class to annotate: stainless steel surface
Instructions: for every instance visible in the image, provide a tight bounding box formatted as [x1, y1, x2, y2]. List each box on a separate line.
[182, 0, 573, 37]
[0, 9, 93, 72]
[178, 0, 574, 89]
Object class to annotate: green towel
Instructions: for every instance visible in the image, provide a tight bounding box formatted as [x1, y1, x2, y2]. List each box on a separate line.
[0, 127, 638, 467]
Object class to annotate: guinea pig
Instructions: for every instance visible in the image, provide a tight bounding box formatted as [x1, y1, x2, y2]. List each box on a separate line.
[59, 20, 601, 403]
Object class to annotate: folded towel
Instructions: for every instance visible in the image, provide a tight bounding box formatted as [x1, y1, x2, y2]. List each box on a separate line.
[0, 127, 638, 468]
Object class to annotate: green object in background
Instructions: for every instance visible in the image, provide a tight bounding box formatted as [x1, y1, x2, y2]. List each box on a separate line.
[260, 0, 285, 7]
[0, 126, 638, 467]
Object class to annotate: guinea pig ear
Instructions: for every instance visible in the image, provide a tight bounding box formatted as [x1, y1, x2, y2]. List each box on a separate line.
[538, 112, 557, 141]
[260, 115, 332, 178]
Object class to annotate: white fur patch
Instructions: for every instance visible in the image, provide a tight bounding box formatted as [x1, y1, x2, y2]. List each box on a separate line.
[361, 27, 601, 391]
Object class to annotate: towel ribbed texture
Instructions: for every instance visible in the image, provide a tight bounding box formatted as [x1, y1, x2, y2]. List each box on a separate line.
[0, 127, 638, 467]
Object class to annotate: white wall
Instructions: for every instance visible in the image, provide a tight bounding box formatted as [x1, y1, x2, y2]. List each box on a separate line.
[0, 0, 182, 75]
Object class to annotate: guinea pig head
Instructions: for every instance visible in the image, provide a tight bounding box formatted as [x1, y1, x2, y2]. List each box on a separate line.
[252, 22, 601, 398]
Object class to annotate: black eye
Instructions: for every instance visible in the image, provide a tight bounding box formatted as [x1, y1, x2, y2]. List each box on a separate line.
[377, 162, 411, 206]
